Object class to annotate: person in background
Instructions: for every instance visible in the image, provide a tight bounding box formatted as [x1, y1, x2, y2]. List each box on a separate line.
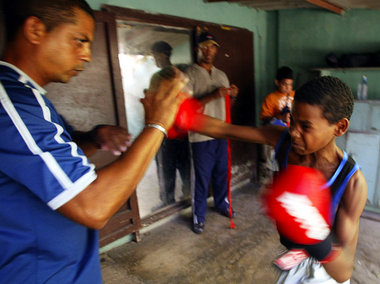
[151, 40, 189, 72]
[0, 0, 186, 283]
[185, 31, 239, 234]
[259, 66, 295, 184]
[260, 66, 294, 125]
[150, 41, 191, 208]
[151, 41, 173, 69]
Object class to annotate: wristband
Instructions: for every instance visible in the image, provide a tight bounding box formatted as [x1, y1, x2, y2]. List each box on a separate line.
[145, 123, 168, 137]
[279, 233, 333, 261]
[319, 245, 342, 263]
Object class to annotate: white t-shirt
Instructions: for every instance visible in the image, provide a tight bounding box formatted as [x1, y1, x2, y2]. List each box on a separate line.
[185, 63, 229, 143]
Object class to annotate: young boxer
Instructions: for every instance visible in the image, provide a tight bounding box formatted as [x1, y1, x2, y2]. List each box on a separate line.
[189, 75, 367, 283]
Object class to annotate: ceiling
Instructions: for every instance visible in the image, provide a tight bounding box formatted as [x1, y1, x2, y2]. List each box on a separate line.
[205, 0, 380, 14]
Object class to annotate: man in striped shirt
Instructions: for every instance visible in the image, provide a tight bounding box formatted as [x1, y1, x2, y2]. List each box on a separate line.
[0, 0, 186, 283]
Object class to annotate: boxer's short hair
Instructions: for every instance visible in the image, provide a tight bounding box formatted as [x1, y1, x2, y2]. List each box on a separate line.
[294, 76, 354, 123]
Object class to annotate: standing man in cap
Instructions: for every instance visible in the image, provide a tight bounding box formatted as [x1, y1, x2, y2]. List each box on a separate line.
[185, 31, 239, 234]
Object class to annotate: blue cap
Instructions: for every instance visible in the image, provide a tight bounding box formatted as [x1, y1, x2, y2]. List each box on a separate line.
[197, 32, 220, 47]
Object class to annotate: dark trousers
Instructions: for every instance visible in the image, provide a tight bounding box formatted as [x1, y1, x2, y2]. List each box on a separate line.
[155, 138, 191, 205]
[191, 139, 228, 224]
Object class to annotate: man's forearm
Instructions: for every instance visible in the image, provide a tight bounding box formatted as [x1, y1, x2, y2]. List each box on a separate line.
[58, 127, 166, 229]
[197, 90, 221, 105]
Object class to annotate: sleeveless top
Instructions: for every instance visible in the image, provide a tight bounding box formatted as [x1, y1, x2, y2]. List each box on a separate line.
[274, 129, 360, 224]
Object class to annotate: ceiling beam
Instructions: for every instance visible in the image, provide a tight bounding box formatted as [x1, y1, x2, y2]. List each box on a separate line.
[305, 0, 346, 14]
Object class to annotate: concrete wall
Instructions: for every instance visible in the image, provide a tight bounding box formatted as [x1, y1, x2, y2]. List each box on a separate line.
[277, 8, 380, 99]
[336, 100, 380, 212]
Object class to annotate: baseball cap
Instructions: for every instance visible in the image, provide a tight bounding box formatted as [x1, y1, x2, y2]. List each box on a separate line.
[197, 32, 220, 47]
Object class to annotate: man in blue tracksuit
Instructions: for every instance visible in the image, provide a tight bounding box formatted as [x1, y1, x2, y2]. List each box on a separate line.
[185, 32, 238, 234]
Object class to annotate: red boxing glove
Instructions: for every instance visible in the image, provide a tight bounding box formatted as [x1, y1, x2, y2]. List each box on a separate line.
[263, 165, 332, 245]
[167, 97, 203, 139]
[262, 165, 342, 266]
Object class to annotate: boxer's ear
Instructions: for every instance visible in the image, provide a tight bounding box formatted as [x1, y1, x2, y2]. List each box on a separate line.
[334, 118, 349, 137]
[23, 16, 46, 45]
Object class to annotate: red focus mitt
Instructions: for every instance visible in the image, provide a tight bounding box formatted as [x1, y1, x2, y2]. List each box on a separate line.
[262, 165, 340, 266]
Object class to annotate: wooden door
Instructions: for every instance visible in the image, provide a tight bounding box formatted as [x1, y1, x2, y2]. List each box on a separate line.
[45, 11, 141, 247]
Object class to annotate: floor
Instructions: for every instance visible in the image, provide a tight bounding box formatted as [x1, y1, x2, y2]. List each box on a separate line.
[100, 182, 380, 284]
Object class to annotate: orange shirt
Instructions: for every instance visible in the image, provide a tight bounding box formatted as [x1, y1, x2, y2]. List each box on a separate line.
[260, 90, 295, 122]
